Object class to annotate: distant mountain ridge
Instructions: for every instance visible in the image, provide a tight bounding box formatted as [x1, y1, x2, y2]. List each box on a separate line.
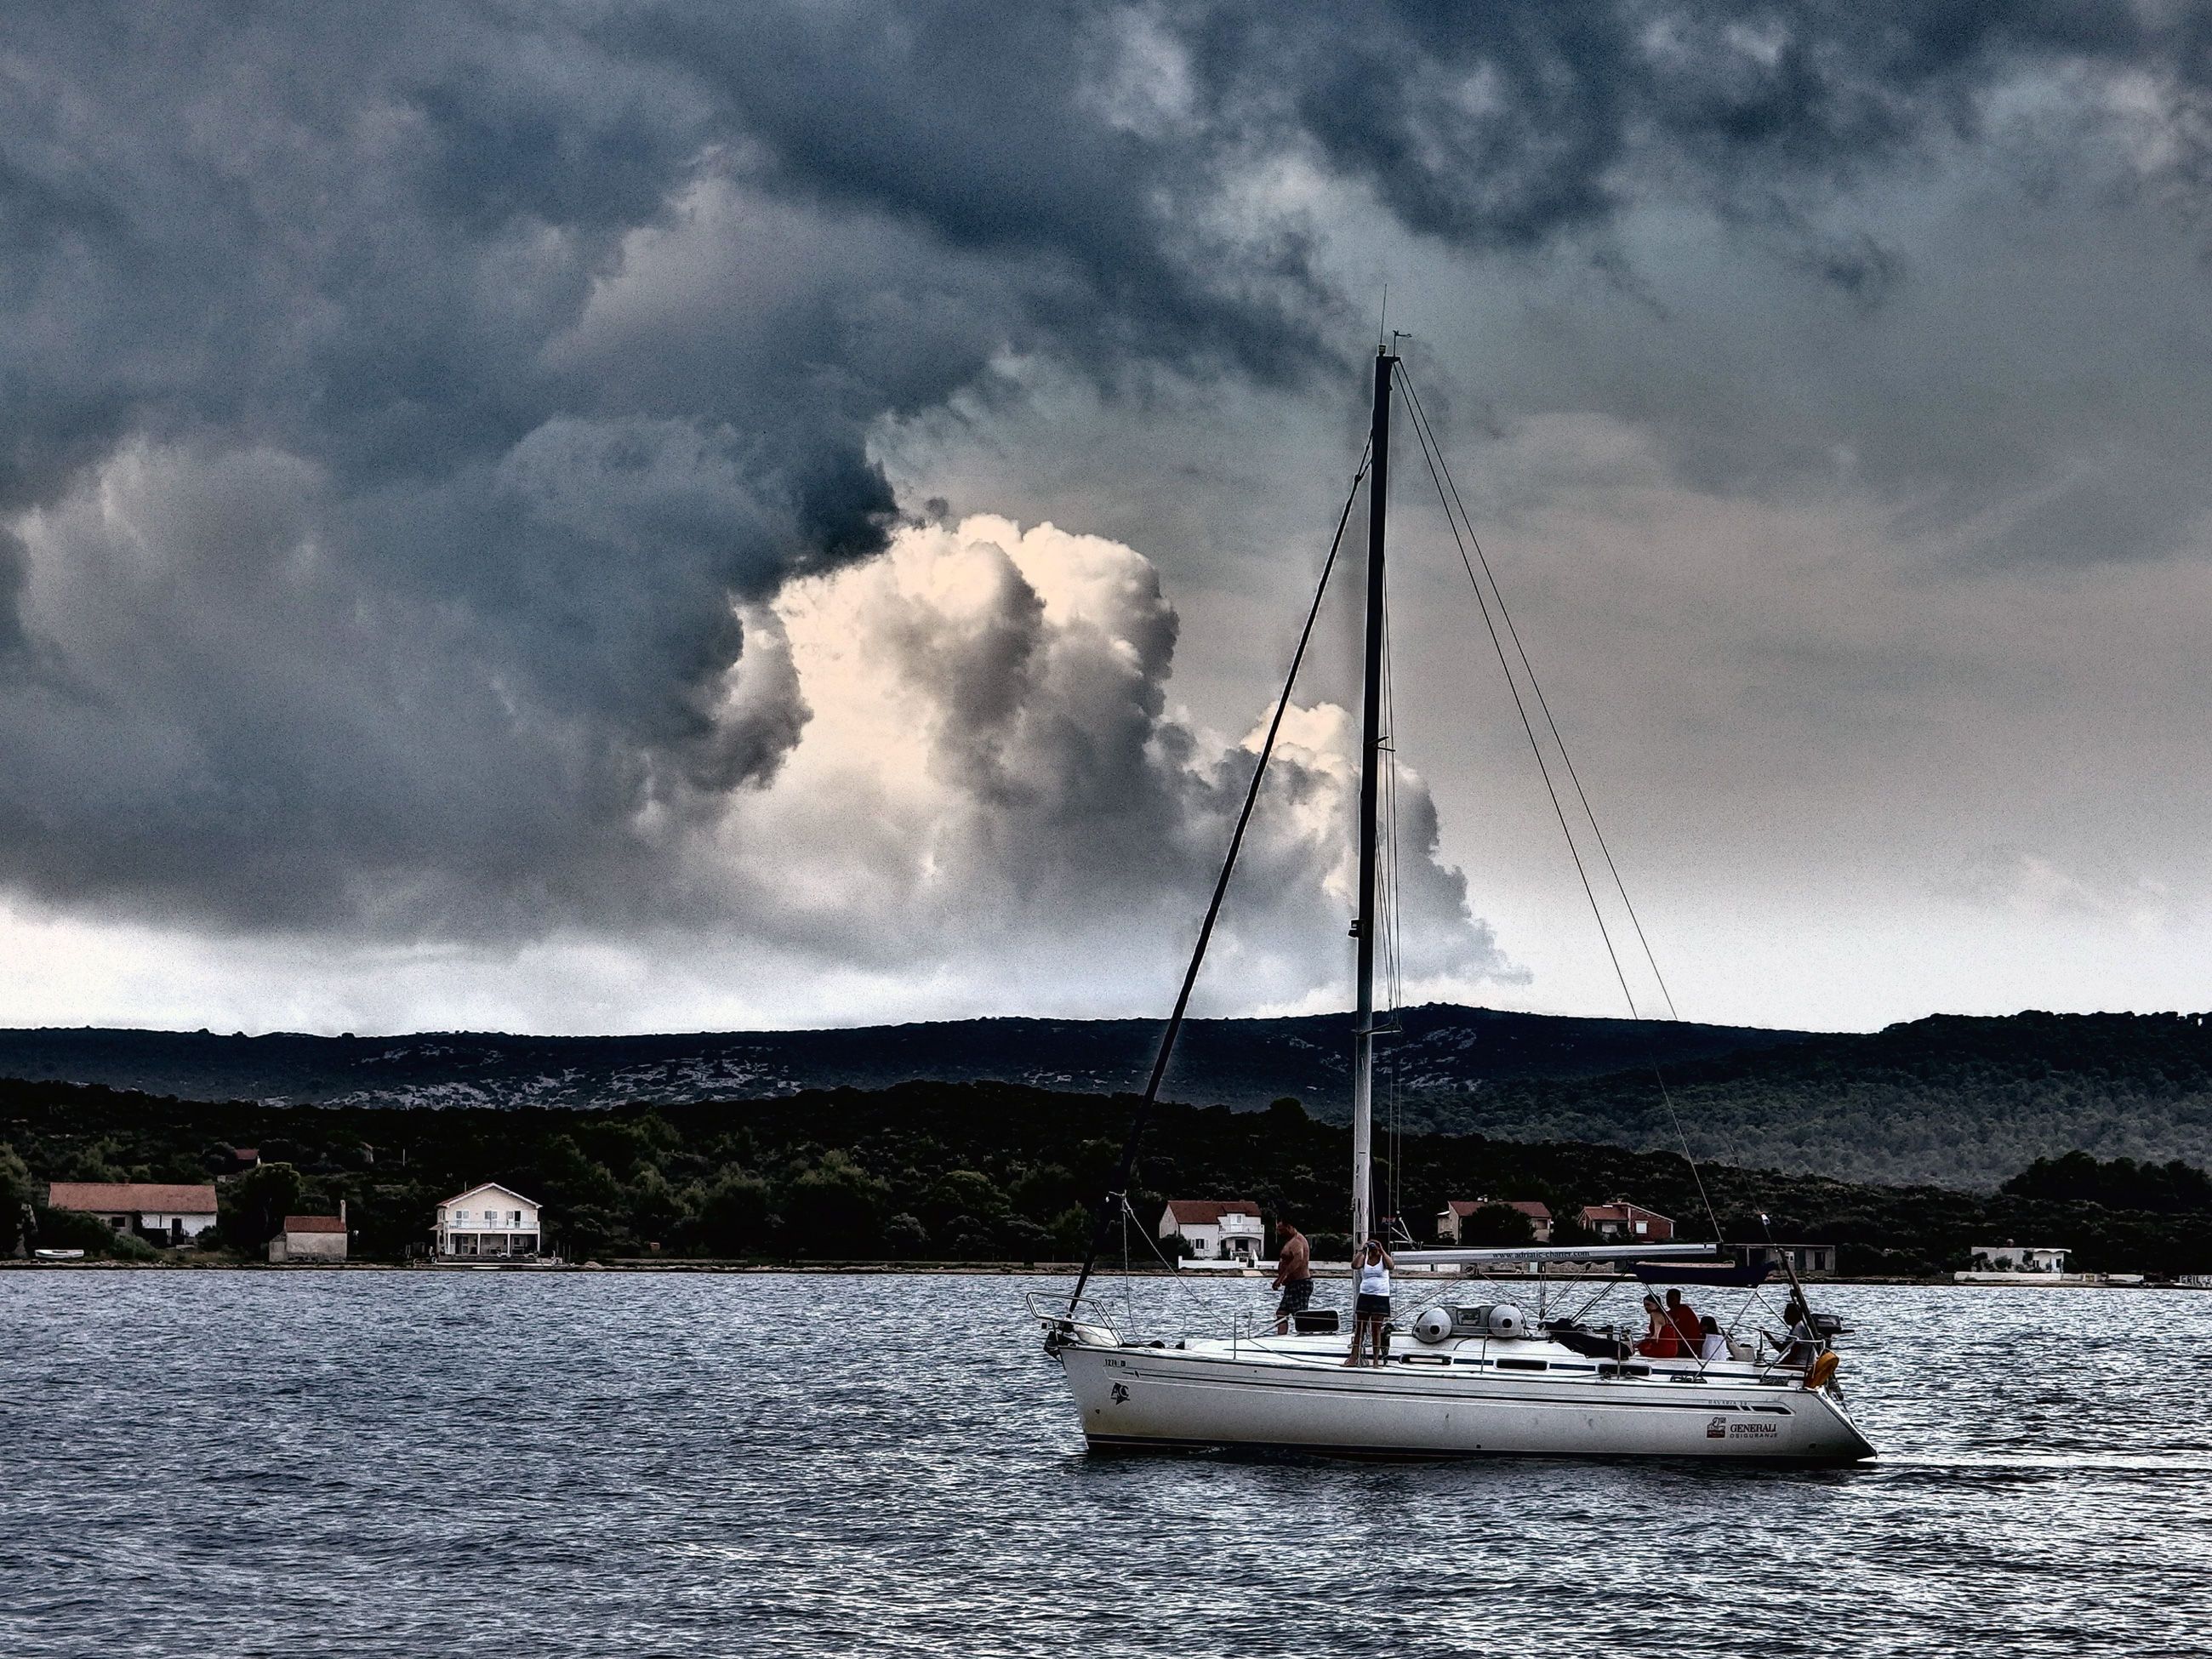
[9, 1006, 2209, 1189]
[0, 1004, 1803, 1115]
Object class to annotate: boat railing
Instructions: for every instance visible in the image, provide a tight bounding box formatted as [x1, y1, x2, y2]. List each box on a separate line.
[1024, 1290, 1123, 1341]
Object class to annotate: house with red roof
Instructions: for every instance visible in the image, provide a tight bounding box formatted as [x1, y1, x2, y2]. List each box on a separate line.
[1580, 1200, 1674, 1243]
[1158, 1199, 1265, 1263]
[1436, 1198, 1554, 1244]
[270, 1205, 349, 1263]
[47, 1182, 219, 1246]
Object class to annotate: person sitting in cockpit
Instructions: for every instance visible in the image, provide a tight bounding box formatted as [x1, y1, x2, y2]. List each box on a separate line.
[1769, 1298, 1820, 1368]
[1634, 1292, 1680, 1358]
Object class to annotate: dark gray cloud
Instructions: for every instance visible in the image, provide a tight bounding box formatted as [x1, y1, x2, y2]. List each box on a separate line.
[2, 0, 2208, 966]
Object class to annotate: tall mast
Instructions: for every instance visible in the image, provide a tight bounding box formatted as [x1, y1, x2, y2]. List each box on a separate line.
[1351, 346, 1395, 1247]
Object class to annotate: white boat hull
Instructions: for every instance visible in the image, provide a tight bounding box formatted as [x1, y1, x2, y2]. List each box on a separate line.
[1049, 1332, 1875, 1463]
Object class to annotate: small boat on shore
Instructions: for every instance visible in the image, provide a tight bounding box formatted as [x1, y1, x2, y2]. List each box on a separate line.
[1034, 345, 1873, 1463]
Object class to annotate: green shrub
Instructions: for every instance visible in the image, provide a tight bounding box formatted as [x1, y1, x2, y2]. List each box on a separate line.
[881, 1211, 930, 1257]
[31, 1206, 162, 1260]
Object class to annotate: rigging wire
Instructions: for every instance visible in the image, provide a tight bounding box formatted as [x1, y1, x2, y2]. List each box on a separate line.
[1398, 373, 1681, 1019]
[1395, 368, 1722, 1243]
[1398, 386, 1643, 1019]
[1379, 574, 1406, 1234]
[1069, 444, 1373, 1312]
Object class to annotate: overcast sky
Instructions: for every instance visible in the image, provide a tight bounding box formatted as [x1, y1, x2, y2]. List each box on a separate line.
[4, 3, 2211, 1036]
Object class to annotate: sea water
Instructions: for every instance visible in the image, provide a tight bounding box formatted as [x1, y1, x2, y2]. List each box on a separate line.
[3, 1271, 2208, 1657]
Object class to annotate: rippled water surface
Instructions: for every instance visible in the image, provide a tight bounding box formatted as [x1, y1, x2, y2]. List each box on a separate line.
[4, 1270, 2209, 1656]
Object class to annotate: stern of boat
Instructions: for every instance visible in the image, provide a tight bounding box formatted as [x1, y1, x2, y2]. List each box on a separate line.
[1802, 1377, 1878, 1462]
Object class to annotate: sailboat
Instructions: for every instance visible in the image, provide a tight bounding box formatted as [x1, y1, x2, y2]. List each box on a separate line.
[1031, 345, 1876, 1463]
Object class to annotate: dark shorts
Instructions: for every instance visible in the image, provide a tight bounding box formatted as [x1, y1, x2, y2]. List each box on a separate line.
[1275, 1278, 1314, 1317]
[1354, 1293, 1392, 1319]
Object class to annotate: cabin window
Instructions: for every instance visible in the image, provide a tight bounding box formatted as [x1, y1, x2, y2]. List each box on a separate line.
[1496, 1358, 1548, 1371]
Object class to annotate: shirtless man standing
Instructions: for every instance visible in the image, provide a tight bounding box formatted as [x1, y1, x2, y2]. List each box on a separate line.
[1271, 1220, 1313, 1335]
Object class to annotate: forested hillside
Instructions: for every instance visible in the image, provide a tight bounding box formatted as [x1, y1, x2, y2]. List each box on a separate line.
[0, 1006, 1803, 1114]
[1425, 1011, 2212, 1190]
[5, 1076, 2208, 1276]
[6, 1008, 2208, 1190]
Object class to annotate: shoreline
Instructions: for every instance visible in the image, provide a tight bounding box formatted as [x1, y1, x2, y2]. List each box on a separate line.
[3, 1257, 2197, 1286]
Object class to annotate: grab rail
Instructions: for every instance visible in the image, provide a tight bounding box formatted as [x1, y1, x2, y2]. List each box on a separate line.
[1024, 1290, 1123, 1340]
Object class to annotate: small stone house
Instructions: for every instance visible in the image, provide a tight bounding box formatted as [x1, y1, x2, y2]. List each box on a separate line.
[1158, 1200, 1265, 1263]
[270, 1205, 349, 1263]
[1741, 1241, 1837, 1277]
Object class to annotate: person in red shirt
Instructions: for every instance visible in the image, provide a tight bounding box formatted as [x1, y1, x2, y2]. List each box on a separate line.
[1666, 1288, 1702, 1354]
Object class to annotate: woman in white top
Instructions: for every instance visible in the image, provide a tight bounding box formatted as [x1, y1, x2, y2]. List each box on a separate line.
[1696, 1314, 1730, 1362]
[1345, 1240, 1396, 1366]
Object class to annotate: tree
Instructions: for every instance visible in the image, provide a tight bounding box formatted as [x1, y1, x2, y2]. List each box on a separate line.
[627, 1165, 689, 1245]
[1460, 1203, 1537, 1246]
[0, 1142, 31, 1256]
[221, 1161, 305, 1249]
[921, 1169, 1006, 1234]
[780, 1150, 890, 1256]
[882, 1212, 931, 1257]
[996, 1215, 1052, 1263]
[697, 1169, 774, 1256]
[538, 1134, 626, 1209]
[1047, 1205, 1090, 1258]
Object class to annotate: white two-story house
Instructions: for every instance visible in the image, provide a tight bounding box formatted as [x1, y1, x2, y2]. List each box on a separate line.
[1159, 1200, 1265, 1263]
[1972, 1244, 2070, 1273]
[435, 1183, 543, 1259]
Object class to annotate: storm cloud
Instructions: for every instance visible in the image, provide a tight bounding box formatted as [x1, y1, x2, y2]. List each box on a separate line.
[4, 4, 2212, 1027]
